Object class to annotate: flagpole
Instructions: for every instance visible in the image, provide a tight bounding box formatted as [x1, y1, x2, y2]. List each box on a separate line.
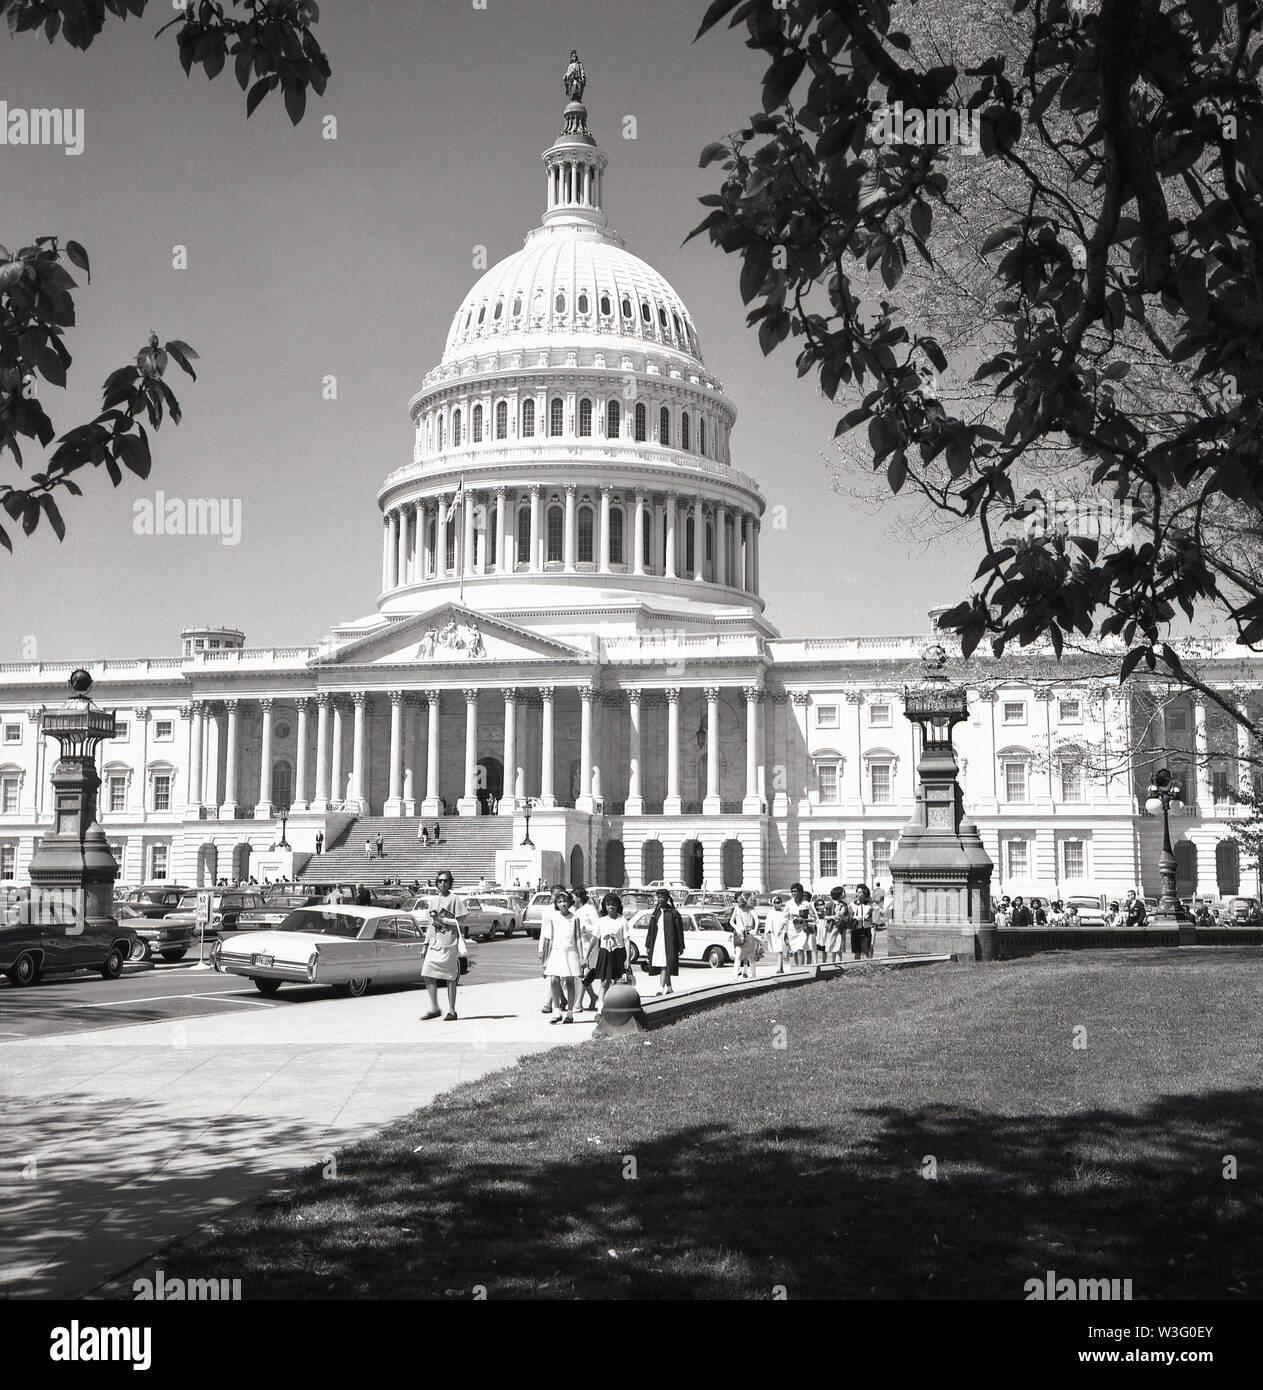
[458, 474, 465, 606]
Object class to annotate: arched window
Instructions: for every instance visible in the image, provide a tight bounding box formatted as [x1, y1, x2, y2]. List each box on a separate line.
[600, 293, 612, 317]
[445, 514, 457, 571]
[522, 398, 536, 437]
[453, 408, 462, 447]
[547, 504, 564, 562]
[577, 291, 590, 315]
[658, 306, 668, 331]
[516, 507, 531, 564]
[634, 402, 647, 441]
[495, 400, 508, 439]
[437, 414, 445, 450]
[472, 403, 483, 443]
[549, 397, 564, 436]
[578, 398, 593, 436]
[621, 296, 633, 319]
[426, 517, 437, 574]
[681, 411, 691, 452]
[577, 505, 594, 563]
[488, 508, 498, 568]
[686, 516, 695, 574]
[673, 312, 682, 340]
[554, 290, 566, 316]
[512, 294, 522, 317]
[642, 509, 653, 567]
[609, 505, 624, 564]
[272, 760, 294, 811]
[659, 406, 670, 446]
[477, 305, 485, 325]
[641, 299, 652, 323]
[606, 399, 620, 438]
[493, 299, 503, 321]
[700, 416, 707, 455]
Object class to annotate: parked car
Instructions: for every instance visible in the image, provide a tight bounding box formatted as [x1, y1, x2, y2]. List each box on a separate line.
[471, 893, 521, 936]
[523, 890, 553, 939]
[209, 904, 477, 996]
[119, 885, 191, 919]
[399, 893, 509, 941]
[1064, 893, 1107, 926]
[1226, 896, 1261, 925]
[1, 895, 142, 986]
[149, 890, 269, 957]
[626, 907, 734, 968]
[236, 890, 332, 933]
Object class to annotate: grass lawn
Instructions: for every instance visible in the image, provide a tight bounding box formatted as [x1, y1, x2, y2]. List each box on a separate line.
[145, 949, 1263, 1299]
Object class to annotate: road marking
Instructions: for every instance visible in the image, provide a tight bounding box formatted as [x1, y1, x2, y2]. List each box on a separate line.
[58, 990, 274, 1010]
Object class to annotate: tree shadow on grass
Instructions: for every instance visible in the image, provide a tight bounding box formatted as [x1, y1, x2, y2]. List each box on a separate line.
[149, 1085, 1263, 1300]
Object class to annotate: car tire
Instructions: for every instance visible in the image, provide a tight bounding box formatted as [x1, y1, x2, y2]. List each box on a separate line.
[100, 946, 125, 980]
[131, 939, 151, 962]
[8, 951, 39, 987]
[491, 920, 502, 938]
[508, 919, 517, 936]
[253, 978, 282, 996]
[704, 946, 727, 968]
[160, 949, 188, 963]
[627, 941, 640, 963]
[345, 977, 370, 997]
[528, 929, 540, 939]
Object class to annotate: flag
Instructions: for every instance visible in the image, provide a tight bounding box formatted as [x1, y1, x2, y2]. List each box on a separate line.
[442, 478, 465, 527]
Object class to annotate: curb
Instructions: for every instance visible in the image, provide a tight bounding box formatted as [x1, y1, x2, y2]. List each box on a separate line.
[596, 953, 953, 1035]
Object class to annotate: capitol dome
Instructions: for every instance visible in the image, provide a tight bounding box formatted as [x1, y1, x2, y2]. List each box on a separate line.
[374, 63, 768, 640]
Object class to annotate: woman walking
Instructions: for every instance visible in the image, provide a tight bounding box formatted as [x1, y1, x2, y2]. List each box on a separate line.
[572, 885, 602, 1011]
[593, 892, 630, 1009]
[730, 891, 760, 979]
[419, 913, 462, 1021]
[852, 884, 877, 959]
[539, 886, 586, 1024]
[765, 894, 792, 974]
[824, 886, 850, 964]
[644, 888, 685, 996]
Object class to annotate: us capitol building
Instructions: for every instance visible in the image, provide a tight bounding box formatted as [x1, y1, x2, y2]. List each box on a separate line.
[2, 63, 1259, 902]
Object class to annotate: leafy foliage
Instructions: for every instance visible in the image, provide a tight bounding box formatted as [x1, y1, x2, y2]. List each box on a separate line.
[0, 0, 330, 546]
[693, 0, 1263, 689]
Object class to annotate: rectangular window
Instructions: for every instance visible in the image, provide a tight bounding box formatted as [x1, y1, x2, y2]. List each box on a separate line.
[819, 840, 839, 879]
[816, 705, 839, 729]
[152, 774, 172, 813]
[1003, 700, 1026, 724]
[869, 838, 891, 883]
[0, 775, 18, 814]
[112, 721, 129, 741]
[1167, 708, 1188, 732]
[547, 507, 564, 563]
[1212, 767, 1232, 804]
[869, 703, 891, 727]
[1058, 699, 1081, 723]
[2, 723, 20, 745]
[154, 719, 174, 741]
[108, 775, 127, 813]
[1004, 761, 1028, 803]
[149, 844, 168, 880]
[1005, 838, 1029, 879]
[1059, 761, 1083, 803]
[869, 762, 892, 803]
[817, 764, 839, 803]
[1062, 839, 1085, 878]
[0, 844, 14, 879]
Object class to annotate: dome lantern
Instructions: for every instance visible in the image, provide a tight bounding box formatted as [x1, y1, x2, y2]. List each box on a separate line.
[542, 50, 608, 232]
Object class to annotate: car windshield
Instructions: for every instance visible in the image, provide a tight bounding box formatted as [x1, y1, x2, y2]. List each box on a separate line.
[694, 914, 722, 931]
[273, 909, 368, 938]
[175, 896, 197, 909]
[257, 894, 311, 909]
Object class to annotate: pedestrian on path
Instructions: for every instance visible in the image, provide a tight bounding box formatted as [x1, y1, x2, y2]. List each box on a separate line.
[730, 891, 760, 979]
[824, 886, 851, 963]
[540, 886, 585, 1024]
[419, 915, 461, 1021]
[852, 884, 877, 959]
[572, 885, 602, 1011]
[375, 833, 384, 858]
[314, 831, 323, 855]
[788, 882, 817, 965]
[364, 839, 373, 861]
[419, 869, 469, 1021]
[420, 824, 430, 845]
[644, 888, 685, 996]
[766, 894, 792, 973]
[594, 892, 630, 1008]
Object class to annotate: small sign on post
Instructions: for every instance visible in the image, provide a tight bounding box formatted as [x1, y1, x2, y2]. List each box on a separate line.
[196, 888, 213, 960]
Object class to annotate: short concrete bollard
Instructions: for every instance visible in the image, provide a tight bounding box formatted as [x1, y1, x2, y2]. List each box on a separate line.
[596, 982, 644, 1034]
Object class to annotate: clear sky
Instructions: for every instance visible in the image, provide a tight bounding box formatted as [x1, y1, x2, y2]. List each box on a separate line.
[0, 0, 979, 662]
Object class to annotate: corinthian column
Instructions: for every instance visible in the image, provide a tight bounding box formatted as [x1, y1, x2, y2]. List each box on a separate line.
[294, 697, 311, 810]
[255, 697, 275, 818]
[187, 701, 205, 814]
[220, 699, 240, 820]
[501, 687, 518, 814]
[577, 685, 595, 813]
[540, 686, 556, 806]
[743, 686, 763, 813]
[422, 689, 441, 817]
[703, 686, 722, 815]
[350, 692, 369, 813]
[458, 688, 480, 815]
[664, 687, 682, 816]
[626, 688, 644, 814]
[385, 690, 405, 817]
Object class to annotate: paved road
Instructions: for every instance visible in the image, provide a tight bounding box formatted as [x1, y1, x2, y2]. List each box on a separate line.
[0, 935, 546, 1040]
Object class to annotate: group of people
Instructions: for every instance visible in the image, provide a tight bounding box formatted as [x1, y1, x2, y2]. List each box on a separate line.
[746, 883, 884, 973]
[993, 889, 1149, 929]
[537, 884, 640, 1024]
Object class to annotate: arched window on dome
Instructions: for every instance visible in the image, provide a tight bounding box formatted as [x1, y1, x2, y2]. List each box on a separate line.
[425, 417, 433, 453]
[642, 509, 653, 569]
[681, 411, 691, 452]
[437, 414, 445, 450]
[555, 290, 566, 316]
[477, 305, 486, 325]
[453, 409, 463, 448]
[700, 416, 707, 456]
[522, 398, 536, 438]
[609, 505, 625, 564]
[488, 508, 498, 569]
[706, 520, 714, 566]
[621, 296, 633, 319]
[658, 306, 668, 332]
[495, 400, 508, 439]
[426, 516, 437, 576]
[577, 505, 594, 564]
[606, 400, 620, 439]
[686, 516, 696, 575]
[493, 300, 503, 321]
[578, 398, 593, 437]
[673, 312, 682, 341]
[512, 294, 522, 318]
[445, 513, 457, 571]
[634, 402, 647, 442]
[577, 291, 590, 316]
[549, 398, 564, 437]
[641, 300, 652, 324]
[600, 293, 612, 318]
[659, 406, 670, 447]
[472, 404, 483, 443]
[463, 308, 472, 332]
[516, 506, 530, 565]
[546, 504, 564, 563]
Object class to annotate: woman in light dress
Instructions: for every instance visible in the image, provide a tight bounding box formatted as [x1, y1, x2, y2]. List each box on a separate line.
[730, 891, 761, 979]
[539, 886, 587, 1024]
[420, 915, 461, 1021]
[764, 894, 793, 974]
[593, 892, 630, 1009]
[824, 886, 850, 963]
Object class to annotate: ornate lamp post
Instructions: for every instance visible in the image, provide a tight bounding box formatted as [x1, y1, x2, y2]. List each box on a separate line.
[519, 795, 538, 848]
[276, 803, 291, 850]
[1144, 768, 1185, 922]
[27, 670, 119, 931]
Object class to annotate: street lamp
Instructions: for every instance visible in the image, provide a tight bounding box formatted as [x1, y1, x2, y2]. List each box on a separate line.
[276, 803, 291, 850]
[1144, 768, 1185, 918]
[519, 795, 538, 848]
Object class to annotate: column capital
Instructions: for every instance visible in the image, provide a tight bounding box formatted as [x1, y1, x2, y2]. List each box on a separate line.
[530, 483, 542, 497]
[626, 686, 642, 703]
[316, 692, 333, 708]
[463, 687, 480, 705]
[503, 686, 519, 703]
[424, 688, 442, 705]
[259, 697, 276, 712]
[564, 481, 577, 496]
[599, 482, 614, 496]
[26, 706, 44, 723]
[133, 706, 151, 721]
[389, 689, 405, 706]
[1032, 688, 1054, 702]
[294, 695, 313, 711]
[789, 690, 811, 706]
[664, 686, 680, 704]
[539, 685, 555, 702]
[704, 686, 721, 703]
[177, 704, 194, 720]
[742, 685, 764, 704]
[495, 484, 507, 499]
[579, 684, 596, 703]
[223, 699, 239, 714]
[352, 691, 370, 709]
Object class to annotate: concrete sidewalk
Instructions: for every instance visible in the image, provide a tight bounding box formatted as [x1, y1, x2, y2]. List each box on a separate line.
[0, 954, 902, 1299]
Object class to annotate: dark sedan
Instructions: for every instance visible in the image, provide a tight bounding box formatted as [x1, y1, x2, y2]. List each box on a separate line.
[1, 897, 142, 986]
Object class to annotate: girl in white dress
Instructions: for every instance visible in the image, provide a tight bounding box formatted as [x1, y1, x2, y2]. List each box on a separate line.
[730, 892, 760, 979]
[539, 887, 586, 1024]
[594, 892, 630, 1010]
[765, 895, 792, 974]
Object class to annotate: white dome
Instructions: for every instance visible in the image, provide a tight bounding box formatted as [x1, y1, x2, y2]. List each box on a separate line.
[442, 225, 704, 363]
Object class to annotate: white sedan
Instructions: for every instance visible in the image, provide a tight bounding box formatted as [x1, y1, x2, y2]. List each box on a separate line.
[626, 908, 735, 969]
[208, 905, 477, 997]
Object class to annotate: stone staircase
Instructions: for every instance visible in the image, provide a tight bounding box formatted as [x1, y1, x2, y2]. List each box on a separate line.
[299, 815, 515, 889]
